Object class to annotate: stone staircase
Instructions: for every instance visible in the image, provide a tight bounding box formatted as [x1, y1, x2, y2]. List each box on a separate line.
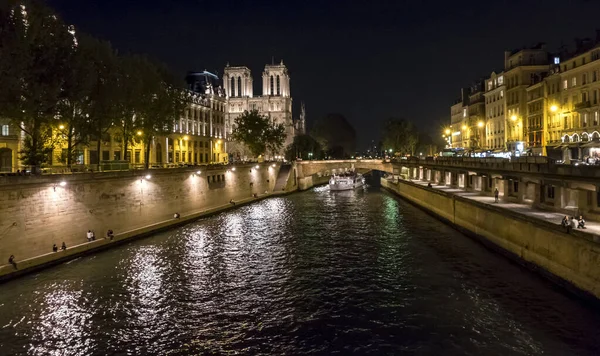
[273, 164, 292, 191]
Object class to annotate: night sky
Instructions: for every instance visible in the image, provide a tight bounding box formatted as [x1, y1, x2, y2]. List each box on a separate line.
[47, 0, 600, 149]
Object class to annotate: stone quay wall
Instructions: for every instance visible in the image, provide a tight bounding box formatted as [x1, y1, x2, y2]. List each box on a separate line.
[381, 178, 600, 300]
[0, 163, 291, 281]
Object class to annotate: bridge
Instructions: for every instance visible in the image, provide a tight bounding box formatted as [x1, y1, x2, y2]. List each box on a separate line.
[298, 158, 600, 221]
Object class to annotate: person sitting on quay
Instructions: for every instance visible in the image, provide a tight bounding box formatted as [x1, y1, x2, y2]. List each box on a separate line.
[229, 199, 236, 206]
[427, 183, 432, 188]
[86, 230, 93, 242]
[52, 244, 58, 253]
[561, 215, 570, 231]
[61, 242, 67, 251]
[174, 212, 180, 219]
[578, 215, 586, 229]
[8, 255, 16, 269]
[569, 216, 577, 233]
[106, 229, 114, 240]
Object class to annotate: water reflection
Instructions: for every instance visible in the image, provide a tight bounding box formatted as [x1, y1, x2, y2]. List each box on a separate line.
[0, 188, 599, 355]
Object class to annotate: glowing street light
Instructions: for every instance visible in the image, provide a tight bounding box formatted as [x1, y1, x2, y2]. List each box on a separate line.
[462, 125, 467, 130]
[510, 115, 517, 121]
[137, 130, 142, 136]
[59, 124, 65, 130]
[477, 121, 484, 128]
[59, 181, 67, 187]
[183, 135, 189, 141]
[444, 128, 451, 135]
[145, 174, 151, 180]
[550, 105, 558, 112]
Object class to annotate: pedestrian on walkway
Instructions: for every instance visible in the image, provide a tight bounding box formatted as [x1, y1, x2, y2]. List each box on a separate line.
[494, 188, 499, 203]
[8, 255, 16, 269]
[61, 242, 67, 250]
[52, 244, 58, 252]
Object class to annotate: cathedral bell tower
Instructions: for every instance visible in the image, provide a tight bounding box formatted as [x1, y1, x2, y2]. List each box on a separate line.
[262, 60, 290, 97]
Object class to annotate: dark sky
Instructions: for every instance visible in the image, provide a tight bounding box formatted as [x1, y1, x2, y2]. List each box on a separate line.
[47, 0, 600, 149]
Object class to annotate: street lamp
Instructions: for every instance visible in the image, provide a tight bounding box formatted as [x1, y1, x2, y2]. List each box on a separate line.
[308, 152, 313, 160]
[444, 128, 451, 135]
[462, 125, 467, 130]
[510, 115, 517, 121]
[137, 130, 142, 136]
[477, 121, 484, 128]
[59, 124, 65, 130]
[550, 105, 558, 112]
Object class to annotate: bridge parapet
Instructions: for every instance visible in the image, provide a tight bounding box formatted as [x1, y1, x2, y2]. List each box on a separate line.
[397, 157, 600, 179]
[297, 160, 393, 178]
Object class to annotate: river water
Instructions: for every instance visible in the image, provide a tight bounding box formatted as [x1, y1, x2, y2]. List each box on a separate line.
[0, 185, 599, 355]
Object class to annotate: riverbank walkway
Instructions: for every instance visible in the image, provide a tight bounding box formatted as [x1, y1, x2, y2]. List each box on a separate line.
[404, 178, 600, 237]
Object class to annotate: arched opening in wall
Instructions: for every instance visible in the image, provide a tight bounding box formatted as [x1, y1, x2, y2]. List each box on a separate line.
[592, 131, 600, 141]
[563, 134, 570, 143]
[276, 75, 280, 96]
[572, 133, 580, 142]
[230, 76, 235, 97]
[156, 143, 163, 164]
[0, 148, 12, 172]
[582, 132, 589, 142]
[237, 76, 242, 97]
[270, 75, 274, 95]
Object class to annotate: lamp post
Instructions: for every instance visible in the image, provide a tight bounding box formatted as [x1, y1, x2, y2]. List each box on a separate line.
[308, 152, 313, 160]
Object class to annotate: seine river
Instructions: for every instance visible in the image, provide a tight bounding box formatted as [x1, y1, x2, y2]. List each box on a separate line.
[1, 185, 599, 355]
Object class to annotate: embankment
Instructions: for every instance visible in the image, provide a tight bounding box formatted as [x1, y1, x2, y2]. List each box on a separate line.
[0, 163, 294, 281]
[382, 178, 600, 300]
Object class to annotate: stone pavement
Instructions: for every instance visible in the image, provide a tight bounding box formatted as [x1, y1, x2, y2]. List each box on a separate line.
[409, 179, 600, 237]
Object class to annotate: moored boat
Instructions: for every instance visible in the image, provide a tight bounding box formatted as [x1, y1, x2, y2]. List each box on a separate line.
[329, 172, 365, 191]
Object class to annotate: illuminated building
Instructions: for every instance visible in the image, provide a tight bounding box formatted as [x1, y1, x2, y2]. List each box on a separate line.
[484, 71, 506, 151]
[223, 60, 304, 160]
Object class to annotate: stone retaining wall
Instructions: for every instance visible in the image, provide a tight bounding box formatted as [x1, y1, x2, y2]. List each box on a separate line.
[0, 163, 289, 278]
[381, 178, 600, 300]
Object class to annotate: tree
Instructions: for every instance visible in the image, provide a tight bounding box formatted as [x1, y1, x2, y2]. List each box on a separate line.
[284, 134, 322, 161]
[381, 118, 419, 156]
[231, 110, 286, 158]
[114, 55, 147, 162]
[0, 1, 76, 172]
[311, 113, 356, 159]
[136, 58, 187, 169]
[56, 32, 99, 167]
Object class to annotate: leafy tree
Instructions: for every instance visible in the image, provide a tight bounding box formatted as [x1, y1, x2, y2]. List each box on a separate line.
[382, 118, 419, 156]
[0, 1, 75, 172]
[114, 55, 146, 161]
[136, 58, 187, 169]
[311, 113, 356, 159]
[231, 110, 286, 158]
[284, 134, 322, 161]
[83, 37, 121, 165]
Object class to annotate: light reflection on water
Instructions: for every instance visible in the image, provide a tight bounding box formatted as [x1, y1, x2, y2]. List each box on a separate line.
[0, 187, 599, 355]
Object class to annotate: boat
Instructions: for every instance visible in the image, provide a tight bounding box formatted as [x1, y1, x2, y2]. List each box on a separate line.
[329, 171, 365, 191]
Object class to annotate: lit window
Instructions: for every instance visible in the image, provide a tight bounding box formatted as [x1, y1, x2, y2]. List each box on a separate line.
[554, 57, 560, 64]
[572, 77, 577, 86]
[463, 108, 467, 118]
[1, 125, 8, 136]
[498, 76, 503, 85]
[500, 90, 504, 98]
[563, 80, 568, 90]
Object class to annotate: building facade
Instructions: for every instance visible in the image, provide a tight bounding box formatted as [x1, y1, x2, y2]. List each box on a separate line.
[554, 42, 600, 163]
[223, 61, 303, 160]
[484, 71, 506, 152]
